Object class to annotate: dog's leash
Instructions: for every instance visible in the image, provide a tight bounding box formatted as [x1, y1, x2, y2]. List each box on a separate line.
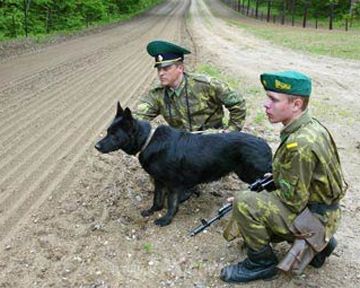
[139, 128, 156, 154]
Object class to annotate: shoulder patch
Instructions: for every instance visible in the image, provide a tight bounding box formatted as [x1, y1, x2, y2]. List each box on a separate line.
[286, 142, 298, 149]
[191, 73, 211, 84]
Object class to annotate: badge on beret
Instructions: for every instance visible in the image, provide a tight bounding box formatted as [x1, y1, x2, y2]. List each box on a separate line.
[275, 79, 291, 91]
[260, 70, 312, 97]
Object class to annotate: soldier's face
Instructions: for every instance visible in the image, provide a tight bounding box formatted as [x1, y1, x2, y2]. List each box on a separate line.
[157, 64, 184, 88]
[264, 91, 300, 125]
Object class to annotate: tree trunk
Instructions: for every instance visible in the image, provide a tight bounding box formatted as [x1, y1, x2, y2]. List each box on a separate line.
[267, 0, 272, 22]
[281, 0, 286, 24]
[303, 3, 308, 28]
[329, 2, 334, 30]
[291, 0, 296, 26]
[24, 0, 32, 37]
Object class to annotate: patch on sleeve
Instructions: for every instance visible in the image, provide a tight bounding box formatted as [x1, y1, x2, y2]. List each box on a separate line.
[279, 179, 293, 199]
[286, 142, 298, 149]
[137, 103, 149, 112]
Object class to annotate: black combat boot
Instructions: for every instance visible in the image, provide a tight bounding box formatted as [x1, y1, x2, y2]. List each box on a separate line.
[309, 237, 337, 268]
[220, 245, 278, 283]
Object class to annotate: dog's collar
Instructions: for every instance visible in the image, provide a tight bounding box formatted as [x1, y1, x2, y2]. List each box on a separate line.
[139, 128, 156, 154]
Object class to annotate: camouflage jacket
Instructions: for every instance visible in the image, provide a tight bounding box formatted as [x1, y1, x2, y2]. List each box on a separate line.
[273, 110, 347, 238]
[135, 72, 246, 131]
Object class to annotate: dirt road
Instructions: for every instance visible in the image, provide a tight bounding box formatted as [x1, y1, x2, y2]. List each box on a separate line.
[0, 0, 359, 287]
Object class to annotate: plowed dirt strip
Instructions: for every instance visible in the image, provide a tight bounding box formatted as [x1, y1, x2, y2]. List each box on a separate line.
[0, 0, 191, 245]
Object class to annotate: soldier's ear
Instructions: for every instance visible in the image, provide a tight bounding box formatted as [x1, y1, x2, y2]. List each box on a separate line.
[116, 102, 124, 117]
[292, 97, 304, 112]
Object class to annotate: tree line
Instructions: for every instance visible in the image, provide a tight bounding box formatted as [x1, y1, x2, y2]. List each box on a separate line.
[0, 0, 163, 40]
[224, 0, 360, 29]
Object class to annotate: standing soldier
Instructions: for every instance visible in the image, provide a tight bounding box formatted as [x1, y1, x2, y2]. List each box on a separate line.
[221, 70, 347, 283]
[135, 40, 246, 132]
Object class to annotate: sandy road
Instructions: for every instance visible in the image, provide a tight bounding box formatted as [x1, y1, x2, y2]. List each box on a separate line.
[0, 0, 194, 246]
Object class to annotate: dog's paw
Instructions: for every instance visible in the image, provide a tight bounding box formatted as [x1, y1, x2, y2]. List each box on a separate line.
[154, 217, 171, 226]
[141, 209, 154, 217]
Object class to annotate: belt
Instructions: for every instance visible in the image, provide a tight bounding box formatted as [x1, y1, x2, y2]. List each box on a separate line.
[308, 202, 339, 215]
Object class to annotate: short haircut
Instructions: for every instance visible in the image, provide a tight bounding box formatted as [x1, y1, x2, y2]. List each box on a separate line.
[173, 60, 184, 67]
[287, 94, 309, 111]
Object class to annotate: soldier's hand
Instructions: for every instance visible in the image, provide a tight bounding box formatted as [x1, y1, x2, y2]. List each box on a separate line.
[226, 197, 235, 203]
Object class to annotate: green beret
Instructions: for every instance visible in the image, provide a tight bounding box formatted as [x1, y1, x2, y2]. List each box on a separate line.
[146, 40, 191, 68]
[260, 70, 312, 97]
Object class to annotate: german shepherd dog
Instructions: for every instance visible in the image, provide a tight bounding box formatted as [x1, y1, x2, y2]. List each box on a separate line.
[95, 103, 272, 226]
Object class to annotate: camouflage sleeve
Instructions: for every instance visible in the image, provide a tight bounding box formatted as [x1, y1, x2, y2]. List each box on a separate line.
[210, 78, 246, 131]
[274, 144, 316, 213]
[134, 89, 161, 121]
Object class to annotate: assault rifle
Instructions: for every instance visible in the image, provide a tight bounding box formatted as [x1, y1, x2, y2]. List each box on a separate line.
[189, 174, 274, 237]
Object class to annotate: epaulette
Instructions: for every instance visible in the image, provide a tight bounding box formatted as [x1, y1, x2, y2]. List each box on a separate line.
[190, 73, 212, 84]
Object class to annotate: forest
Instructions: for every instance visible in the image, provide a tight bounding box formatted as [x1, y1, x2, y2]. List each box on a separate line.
[0, 0, 359, 40]
[0, 0, 163, 39]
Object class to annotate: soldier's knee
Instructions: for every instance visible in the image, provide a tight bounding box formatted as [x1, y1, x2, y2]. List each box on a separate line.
[234, 189, 257, 205]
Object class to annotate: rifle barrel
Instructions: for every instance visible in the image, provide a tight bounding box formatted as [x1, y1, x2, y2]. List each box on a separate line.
[189, 203, 233, 236]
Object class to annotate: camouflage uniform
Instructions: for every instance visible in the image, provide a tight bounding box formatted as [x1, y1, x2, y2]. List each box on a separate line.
[227, 110, 346, 251]
[135, 72, 246, 131]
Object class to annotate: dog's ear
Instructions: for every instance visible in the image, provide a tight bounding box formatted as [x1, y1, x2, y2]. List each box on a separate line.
[123, 107, 133, 120]
[116, 102, 124, 117]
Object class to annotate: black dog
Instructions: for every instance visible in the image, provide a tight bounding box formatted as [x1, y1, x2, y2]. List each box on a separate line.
[95, 103, 272, 226]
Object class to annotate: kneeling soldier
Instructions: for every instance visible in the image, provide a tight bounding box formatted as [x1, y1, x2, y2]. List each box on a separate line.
[221, 70, 347, 283]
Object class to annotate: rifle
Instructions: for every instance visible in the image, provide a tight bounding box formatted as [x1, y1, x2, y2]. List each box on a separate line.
[248, 173, 274, 192]
[189, 202, 232, 237]
[189, 174, 274, 237]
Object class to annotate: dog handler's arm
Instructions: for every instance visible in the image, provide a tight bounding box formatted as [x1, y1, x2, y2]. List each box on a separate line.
[211, 78, 246, 131]
[134, 89, 161, 121]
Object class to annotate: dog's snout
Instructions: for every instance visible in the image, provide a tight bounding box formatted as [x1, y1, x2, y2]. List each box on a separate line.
[95, 142, 102, 151]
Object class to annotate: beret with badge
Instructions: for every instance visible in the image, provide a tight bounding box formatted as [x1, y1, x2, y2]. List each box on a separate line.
[260, 70, 312, 97]
[146, 40, 191, 68]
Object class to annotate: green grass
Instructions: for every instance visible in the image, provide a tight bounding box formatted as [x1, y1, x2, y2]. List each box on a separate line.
[143, 242, 153, 253]
[227, 19, 360, 60]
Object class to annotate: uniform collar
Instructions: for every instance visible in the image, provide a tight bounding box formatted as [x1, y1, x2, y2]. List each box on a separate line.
[167, 73, 186, 97]
[280, 109, 312, 142]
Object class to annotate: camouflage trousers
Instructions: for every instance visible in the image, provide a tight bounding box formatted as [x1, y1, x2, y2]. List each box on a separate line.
[224, 189, 298, 251]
